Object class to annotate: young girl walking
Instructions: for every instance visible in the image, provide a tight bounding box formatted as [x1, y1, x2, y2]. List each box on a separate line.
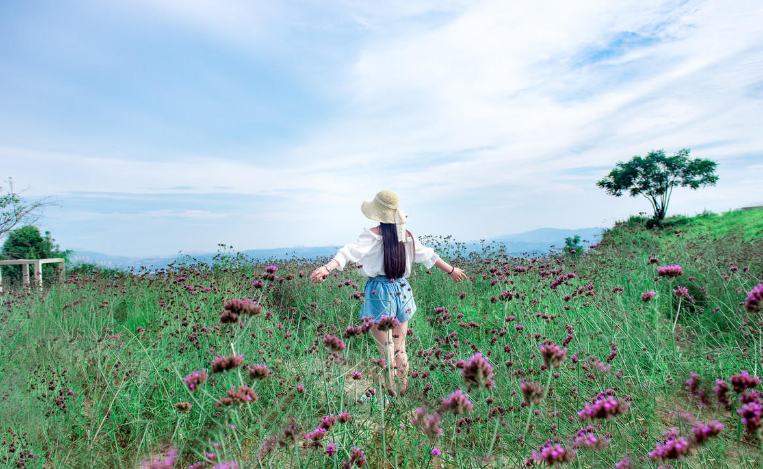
[310, 190, 467, 396]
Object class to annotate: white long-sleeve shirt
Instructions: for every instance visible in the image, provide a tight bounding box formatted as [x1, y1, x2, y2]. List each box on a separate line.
[332, 228, 440, 278]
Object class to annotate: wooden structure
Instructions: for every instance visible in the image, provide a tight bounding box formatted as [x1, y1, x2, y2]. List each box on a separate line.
[0, 258, 65, 292]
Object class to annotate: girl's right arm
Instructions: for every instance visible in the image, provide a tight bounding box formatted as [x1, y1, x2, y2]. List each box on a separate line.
[310, 230, 376, 284]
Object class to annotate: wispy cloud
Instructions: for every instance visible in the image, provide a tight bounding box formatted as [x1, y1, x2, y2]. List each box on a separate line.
[1, 0, 762, 255]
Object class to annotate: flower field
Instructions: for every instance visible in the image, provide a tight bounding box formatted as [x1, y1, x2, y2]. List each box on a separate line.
[1, 209, 762, 468]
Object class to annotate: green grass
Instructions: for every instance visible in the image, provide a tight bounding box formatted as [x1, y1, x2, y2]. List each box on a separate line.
[1, 208, 762, 468]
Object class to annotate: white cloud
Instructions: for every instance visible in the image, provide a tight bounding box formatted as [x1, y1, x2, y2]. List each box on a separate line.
[3, 0, 763, 254]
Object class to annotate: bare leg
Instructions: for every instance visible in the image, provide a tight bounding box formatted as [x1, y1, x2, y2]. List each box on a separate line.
[371, 323, 394, 389]
[391, 321, 409, 393]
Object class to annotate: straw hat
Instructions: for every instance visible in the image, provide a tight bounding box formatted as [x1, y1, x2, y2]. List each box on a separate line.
[361, 190, 408, 241]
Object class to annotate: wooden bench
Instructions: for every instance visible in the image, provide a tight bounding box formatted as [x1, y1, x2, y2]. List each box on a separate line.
[0, 258, 65, 292]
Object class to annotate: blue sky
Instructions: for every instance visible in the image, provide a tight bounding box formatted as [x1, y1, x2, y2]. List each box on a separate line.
[2, 0, 762, 256]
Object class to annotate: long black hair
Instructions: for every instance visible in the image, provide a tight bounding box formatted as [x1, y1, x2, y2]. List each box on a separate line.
[380, 223, 415, 279]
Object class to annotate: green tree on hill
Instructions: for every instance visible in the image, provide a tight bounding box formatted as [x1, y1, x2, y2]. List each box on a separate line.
[596, 149, 719, 223]
[0, 225, 70, 283]
[563, 235, 582, 256]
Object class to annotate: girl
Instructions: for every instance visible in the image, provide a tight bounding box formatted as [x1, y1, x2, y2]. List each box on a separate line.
[309, 190, 467, 396]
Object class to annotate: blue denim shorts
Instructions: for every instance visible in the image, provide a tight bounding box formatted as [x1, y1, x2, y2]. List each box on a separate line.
[359, 275, 416, 323]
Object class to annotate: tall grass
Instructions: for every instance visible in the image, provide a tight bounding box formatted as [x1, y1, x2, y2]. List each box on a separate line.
[1, 208, 762, 468]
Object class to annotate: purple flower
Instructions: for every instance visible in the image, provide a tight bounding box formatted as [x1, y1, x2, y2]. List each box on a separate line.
[692, 420, 723, 445]
[258, 434, 278, 459]
[265, 265, 278, 273]
[730, 370, 761, 393]
[714, 379, 731, 408]
[303, 427, 327, 448]
[685, 372, 706, 403]
[341, 447, 367, 468]
[212, 462, 240, 469]
[376, 316, 399, 332]
[325, 443, 338, 456]
[520, 381, 544, 406]
[641, 291, 656, 302]
[738, 401, 763, 434]
[530, 441, 576, 466]
[411, 406, 443, 439]
[220, 385, 258, 405]
[673, 286, 693, 301]
[657, 265, 683, 277]
[540, 341, 567, 369]
[577, 396, 629, 420]
[461, 353, 495, 389]
[184, 369, 208, 391]
[430, 448, 442, 457]
[224, 298, 262, 315]
[572, 431, 609, 450]
[323, 335, 346, 352]
[745, 283, 763, 313]
[438, 390, 473, 415]
[615, 457, 633, 468]
[649, 437, 692, 461]
[211, 354, 244, 373]
[247, 364, 272, 380]
[140, 449, 178, 469]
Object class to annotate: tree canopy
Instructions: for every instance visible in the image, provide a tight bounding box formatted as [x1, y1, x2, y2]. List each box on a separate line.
[596, 149, 719, 221]
[0, 225, 70, 282]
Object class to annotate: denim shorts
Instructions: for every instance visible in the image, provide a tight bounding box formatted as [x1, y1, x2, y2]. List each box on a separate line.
[359, 275, 417, 323]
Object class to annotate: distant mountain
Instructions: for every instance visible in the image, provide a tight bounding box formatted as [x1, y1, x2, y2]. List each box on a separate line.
[489, 227, 603, 245]
[68, 226, 604, 269]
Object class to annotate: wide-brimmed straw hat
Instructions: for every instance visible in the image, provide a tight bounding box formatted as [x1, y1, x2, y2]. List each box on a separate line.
[361, 190, 408, 241]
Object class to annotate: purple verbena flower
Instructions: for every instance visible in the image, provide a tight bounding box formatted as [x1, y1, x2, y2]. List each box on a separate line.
[730, 370, 761, 393]
[649, 437, 692, 461]
[211, 354, 244, 373]
[520, 381, 544, 406]
[641, 291, 656, 302]
[577, 396, 629, 420]
[738, 401, 763, 434]
[376, 316, 399, 332]
[673, 286, 693, 301]
[540, 341, 567, 369]
[140, 449, 178, 469]
[184, 369, 208, 391]
[247, 364, 272, 380]
[692, 420, 723, 445]
[530, 441, 576, 466]
[657, 265, 683, 277]
[438, 390, 473, 415]
[325, 443, 338, 456]
[745, 283, 763, 313]
[714, 379, 731, 408]
[461, 353, 495, 389]
[323, 335, 346, 352]
[224, 298, 262, 315]
[411, 406, 443, 439]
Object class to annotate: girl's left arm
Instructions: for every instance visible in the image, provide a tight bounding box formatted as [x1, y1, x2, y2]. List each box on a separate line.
[412, 233, 467, 282]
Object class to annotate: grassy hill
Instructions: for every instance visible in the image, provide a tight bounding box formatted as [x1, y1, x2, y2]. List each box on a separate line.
[0, 208, 761, 468]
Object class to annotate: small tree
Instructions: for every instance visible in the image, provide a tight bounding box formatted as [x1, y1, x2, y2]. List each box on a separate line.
[596, 149, 718, 222]
[563, 235, 582, 256]
[0, 225, 70, 283]
[1, 177, 55, 239]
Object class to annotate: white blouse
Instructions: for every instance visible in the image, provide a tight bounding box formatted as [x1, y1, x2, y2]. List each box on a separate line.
[332, 228, 440, 278]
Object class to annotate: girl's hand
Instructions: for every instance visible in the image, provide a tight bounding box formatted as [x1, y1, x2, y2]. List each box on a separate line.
[310, 266, 330, 284]
[450, 267, 467, 282]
